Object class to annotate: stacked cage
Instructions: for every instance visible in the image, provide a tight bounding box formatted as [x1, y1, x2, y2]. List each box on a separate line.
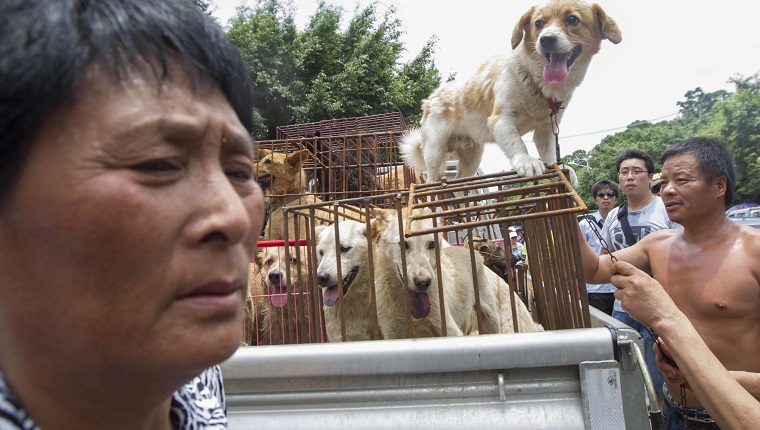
[246, 114, 589, 346]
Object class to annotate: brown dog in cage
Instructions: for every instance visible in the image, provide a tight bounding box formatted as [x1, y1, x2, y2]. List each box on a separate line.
[315, 221, 381, 342]
[255, 148, 332, 240]
[245, 246, 315, 346]
[369, 208, 502, 338]
[304, 136, 379, 199]
[376, 165, 426, 191]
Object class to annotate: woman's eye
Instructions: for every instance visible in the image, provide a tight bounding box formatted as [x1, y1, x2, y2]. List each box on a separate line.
[226, 167, 253, 181]
[132, 159, 181, 173]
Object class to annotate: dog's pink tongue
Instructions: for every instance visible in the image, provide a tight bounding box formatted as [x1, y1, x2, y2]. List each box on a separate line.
[544, 52, 570, 86]
[269, 285, 288, 308]
[409, 290, 431, 319]
[323, 286, 339, 306]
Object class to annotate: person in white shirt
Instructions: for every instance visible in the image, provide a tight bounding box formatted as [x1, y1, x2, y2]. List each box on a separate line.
[578, 179, 619, 315]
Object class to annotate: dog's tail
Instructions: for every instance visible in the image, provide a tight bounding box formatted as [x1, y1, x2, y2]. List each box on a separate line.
[399, 127, 427, 172]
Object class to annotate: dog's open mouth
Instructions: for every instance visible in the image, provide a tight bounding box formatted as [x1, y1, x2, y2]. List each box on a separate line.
[408, 289, 431, 319]
[258, 174, 272, 189]
[543, 44, 582, 86]
[267, 281, 289, 308]
[322, 267, 358, 306]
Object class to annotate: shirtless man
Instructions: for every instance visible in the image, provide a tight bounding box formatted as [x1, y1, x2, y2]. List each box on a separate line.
[579, 137, 760, 427]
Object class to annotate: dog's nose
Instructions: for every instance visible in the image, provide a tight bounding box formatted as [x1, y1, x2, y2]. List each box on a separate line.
[316, 273, 331, 286]
[268, 272, 282, 285]
[413, 276, 432, 289]
[539, 34, 557, 48]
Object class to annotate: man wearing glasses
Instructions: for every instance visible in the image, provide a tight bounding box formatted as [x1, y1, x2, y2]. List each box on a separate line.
[601, 149, 679, 405]
[579, 180, 619, 315]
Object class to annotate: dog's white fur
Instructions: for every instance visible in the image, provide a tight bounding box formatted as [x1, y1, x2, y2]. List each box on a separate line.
[400, 0, 621, 187]
[370, 208, 501, 339]
[315, 221, 380, 342]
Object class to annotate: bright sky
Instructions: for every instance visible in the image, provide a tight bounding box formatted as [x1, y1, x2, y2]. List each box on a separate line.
[212, 0, 760, 173]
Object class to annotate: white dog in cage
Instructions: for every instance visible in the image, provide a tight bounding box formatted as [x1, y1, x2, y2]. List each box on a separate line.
[369, 208, 502, 339]
[315, 221, 381, 342]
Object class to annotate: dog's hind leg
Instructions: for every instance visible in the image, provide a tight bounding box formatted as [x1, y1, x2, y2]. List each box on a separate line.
[421, 127, 449, 184]
[454, 141, 485, 179]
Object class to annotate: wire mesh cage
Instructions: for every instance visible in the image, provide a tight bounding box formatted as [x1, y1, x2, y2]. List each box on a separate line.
[244, 164, 590, 346]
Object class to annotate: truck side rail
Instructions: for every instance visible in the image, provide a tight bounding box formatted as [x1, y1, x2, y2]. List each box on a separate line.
[221, 327, 649, 429]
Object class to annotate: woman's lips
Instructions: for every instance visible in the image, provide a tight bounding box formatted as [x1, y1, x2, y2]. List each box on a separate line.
[177, 281, 245, 315]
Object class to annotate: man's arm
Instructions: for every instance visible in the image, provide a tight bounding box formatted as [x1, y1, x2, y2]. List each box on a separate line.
[611, 261, 760, 428]
[576, 222, 650, 283]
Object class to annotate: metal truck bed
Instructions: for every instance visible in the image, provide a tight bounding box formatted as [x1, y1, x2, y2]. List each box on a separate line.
[221, 324, 649, 429]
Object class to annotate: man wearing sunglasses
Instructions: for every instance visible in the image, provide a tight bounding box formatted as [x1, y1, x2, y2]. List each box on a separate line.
[579, 180, 619, 315]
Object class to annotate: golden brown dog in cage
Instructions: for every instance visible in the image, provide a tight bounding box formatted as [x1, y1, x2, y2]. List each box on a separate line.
[376, 165, 426, 191]
[245, 246, 316, 345]
[255, 148, 333, 240]
[369, 208, 501, 338]
[315, 221, 381, 342]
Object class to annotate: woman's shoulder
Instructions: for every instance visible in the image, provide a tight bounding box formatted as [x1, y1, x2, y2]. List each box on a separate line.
[170, 366, 228, 429]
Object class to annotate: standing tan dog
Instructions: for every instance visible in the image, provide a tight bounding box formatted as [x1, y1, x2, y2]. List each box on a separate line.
[400, 0, 621, 187]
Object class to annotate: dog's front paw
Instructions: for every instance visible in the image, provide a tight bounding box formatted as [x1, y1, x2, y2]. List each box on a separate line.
[563, 165, 579, 189]
[510, 153, 546, 179]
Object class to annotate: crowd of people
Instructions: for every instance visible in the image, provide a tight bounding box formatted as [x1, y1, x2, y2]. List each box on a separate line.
[579, 139, 760, 428]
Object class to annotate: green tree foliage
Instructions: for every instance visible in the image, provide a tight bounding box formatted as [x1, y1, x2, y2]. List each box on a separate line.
[574, 80, 760, 207]
[226, 0, 299, 138]
[225, 0, 440, 140]
[716, 76, 760, 203]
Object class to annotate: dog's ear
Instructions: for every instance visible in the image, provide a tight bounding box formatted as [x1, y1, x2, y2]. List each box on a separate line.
[592, 4, 622, 44]
[253, 247, 265, 266]
[287, 149, 311, 169]
[257, 148, 271, 160]
[369, 209, 390, 241]
[511, 6, 536, 50]
[313, 224, 327, 241]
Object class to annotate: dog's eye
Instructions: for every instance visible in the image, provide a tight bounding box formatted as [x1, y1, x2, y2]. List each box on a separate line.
[427, 241, 435, 250]
[290, 258, 298, 266]
[340, 246, 351, 253]
[264, 158, 271, 165]
[318, 250, 324, 257]
[404, 241, 410, 251]
[565, 15, 579, 26]
[266, 258, 274, 266]
[534, 20, 544, 30]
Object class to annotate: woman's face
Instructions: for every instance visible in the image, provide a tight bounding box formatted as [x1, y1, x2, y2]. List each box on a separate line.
[0, 66, 264, 381]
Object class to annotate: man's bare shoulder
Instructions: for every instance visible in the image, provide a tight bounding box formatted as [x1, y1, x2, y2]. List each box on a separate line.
[641, 226, 682, 244]
[737, 225, 760, 255]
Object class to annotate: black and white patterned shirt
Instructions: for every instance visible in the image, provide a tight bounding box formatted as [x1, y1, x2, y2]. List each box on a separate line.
[0, 366, 228, 429]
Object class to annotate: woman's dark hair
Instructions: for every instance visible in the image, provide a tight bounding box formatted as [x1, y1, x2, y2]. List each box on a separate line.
[662, 137, 736, 207]
[0, 0, 253, 202]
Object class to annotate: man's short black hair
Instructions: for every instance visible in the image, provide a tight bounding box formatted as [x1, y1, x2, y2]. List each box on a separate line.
[591, 180, 619, 198]
[0, 0, 253, 203]
[615, 149, 655, 174]
[662, 137, 736, 208]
